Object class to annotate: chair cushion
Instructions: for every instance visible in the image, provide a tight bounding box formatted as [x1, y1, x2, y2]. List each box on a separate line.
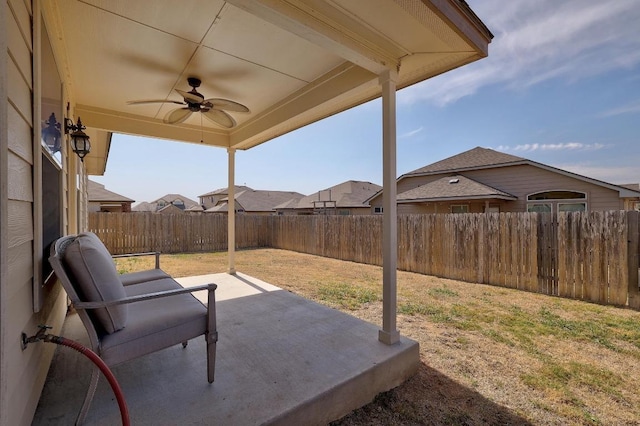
[64, 233, 128, 334]
[120, 269, 170, 286]
[100, 278, 207, 365]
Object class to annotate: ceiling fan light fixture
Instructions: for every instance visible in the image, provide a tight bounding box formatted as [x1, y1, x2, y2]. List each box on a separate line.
[127, 77, 249, 128]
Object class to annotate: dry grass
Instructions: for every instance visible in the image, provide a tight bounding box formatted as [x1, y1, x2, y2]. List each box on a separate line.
[116, 249, 640, 425]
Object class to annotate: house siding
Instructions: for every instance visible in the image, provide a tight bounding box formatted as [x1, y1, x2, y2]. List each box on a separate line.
[2, 2, 68, 425]
[461, 165, 623, 211]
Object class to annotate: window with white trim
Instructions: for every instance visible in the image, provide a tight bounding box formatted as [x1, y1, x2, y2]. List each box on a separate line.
[558, 203, 586, 212]
[451, 205, 469, 214]
[527, 203, 552, 213]
[527, 190, 587, 213]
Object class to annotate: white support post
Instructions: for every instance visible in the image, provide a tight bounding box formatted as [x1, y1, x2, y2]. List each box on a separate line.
[227, 148, 236, 274]
[379, 69, 400, 345]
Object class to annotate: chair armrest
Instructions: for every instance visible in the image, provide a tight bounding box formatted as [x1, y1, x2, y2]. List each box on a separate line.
[74, 283, 217, 309]
[112, 251, 161, 269]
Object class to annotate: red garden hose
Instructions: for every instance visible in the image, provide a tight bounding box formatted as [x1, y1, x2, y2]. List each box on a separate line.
[24, 326, 130, 426]
[44, 334, 130, 426]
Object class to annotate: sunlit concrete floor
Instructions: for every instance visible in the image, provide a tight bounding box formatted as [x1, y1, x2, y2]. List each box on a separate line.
[33, 272, 420, 425]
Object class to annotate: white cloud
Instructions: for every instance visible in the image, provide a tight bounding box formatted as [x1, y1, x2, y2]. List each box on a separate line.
[399, 0, 640, 106]
[598, 100, 640, 117]
[399, 126, 423, 139]
[496, 143, 607, 152]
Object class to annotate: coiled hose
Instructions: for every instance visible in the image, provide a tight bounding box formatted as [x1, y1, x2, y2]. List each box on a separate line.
[24, 327, 130, 426]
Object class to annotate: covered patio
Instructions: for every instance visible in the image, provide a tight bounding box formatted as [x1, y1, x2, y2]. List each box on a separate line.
[34, 272, 419, 425]
[1, 1, 492, 424]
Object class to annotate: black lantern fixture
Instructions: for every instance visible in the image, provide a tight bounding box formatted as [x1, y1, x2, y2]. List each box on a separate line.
[42, 112, 62, 153]
[65, 116, 91, 161]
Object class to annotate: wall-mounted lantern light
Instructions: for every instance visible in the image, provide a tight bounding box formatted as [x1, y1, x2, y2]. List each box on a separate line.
[42, 112, 62, 153]
[65, 116, 91, 161]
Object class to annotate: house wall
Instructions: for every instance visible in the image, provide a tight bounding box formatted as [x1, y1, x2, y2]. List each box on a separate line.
[372, 164, 626, 213]
[1, 2, 68, 424]
[461, 165, 624, 211]
[397, 202, 488, 214]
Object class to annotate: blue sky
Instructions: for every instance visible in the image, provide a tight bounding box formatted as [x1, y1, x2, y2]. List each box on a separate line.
[93, 0, 640, 204]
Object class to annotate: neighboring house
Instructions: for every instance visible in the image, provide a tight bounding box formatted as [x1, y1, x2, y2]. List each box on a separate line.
[276, 180, 382, 215]
[199, 186, 252, 210]
[132, 194, 199, 213]
[368, 147, 640, 214]
[87, 180, 134, 213]
[203, 186, 305, 215]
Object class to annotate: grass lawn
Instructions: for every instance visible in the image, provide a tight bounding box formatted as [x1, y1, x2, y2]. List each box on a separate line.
[116, 248, 640, 425]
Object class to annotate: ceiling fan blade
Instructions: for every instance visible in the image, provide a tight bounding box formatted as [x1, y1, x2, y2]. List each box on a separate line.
[127, 99, 185, 105]
[164, 108, 193, 124]
[175, 89, 204, 104]
[202, 109, 236, 128]
[205, 98, 250, 113]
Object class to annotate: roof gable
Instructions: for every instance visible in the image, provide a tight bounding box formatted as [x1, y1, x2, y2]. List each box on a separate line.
[397, 175, 516, 202]
[152, 194, 199, 209]
[88, 180, 134, 203]
[199, 186, 253, 198]
[279, 180, 382, 209]
[404, 147, 525, 176]
[235, 190, 305, 212]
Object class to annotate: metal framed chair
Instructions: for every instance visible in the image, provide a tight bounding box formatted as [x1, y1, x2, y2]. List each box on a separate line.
[49, 232, 218, 424]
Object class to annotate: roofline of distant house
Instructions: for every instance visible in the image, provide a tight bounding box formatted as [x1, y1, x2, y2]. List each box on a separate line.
[399, 160, 640, 199]
[89, 198, 134, 203]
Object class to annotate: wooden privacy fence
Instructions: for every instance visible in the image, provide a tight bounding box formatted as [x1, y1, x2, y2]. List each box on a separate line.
[89, 211, 640, 309]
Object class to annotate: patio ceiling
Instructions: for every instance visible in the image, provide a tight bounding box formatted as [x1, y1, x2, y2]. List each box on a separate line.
[44, 0, 492, 174]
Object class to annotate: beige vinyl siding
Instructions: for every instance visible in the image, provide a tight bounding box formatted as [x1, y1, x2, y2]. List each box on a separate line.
[461, 165, 622, 212]
[398, 201, 487, 215]
[2, 1, 67, 425]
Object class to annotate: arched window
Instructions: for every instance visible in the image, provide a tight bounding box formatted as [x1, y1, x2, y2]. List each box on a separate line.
[526, 190, 587, 213]
[527, 190, 586, 201]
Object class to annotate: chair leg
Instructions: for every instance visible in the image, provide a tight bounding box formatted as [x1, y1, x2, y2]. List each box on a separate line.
[76, 366, 100, 425]
[207, 284, 218, 383]
[207, 334, 217, 383]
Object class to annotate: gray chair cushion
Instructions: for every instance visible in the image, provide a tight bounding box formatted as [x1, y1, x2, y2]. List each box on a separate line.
[120, 269, 170, 286]
[100, 278, 207, 366]
[64, 233, 128, 334]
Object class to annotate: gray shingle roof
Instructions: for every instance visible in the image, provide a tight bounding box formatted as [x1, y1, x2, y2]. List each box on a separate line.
[404, 147, 525, 176]
[88, 180, 134, 203]
[277, 180, 382, 210]
[133, 194, 199, 211]
[397, 175, 517, 201]
[198, 186, 252, 198]
[152, 194, 199, 209]
[205, 189, 304, 213]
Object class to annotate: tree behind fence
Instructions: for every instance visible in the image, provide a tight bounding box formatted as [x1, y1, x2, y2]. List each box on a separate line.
[89, 211, 640, 309]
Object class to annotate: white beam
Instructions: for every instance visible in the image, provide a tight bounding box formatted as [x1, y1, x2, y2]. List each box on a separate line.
[379, 69, 400, 345]
[74, 105, 230, 147]
[227, 148, 236, 274]
[225, 0, 400, 75]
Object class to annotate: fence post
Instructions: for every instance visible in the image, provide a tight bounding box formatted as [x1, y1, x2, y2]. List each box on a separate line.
[628, 211, 640, 309]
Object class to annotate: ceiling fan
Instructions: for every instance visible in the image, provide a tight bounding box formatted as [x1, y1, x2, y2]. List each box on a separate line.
[127, 77, 249, 128]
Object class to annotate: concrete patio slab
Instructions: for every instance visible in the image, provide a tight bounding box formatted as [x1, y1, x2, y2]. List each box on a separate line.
[33, 272, 419, 425]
